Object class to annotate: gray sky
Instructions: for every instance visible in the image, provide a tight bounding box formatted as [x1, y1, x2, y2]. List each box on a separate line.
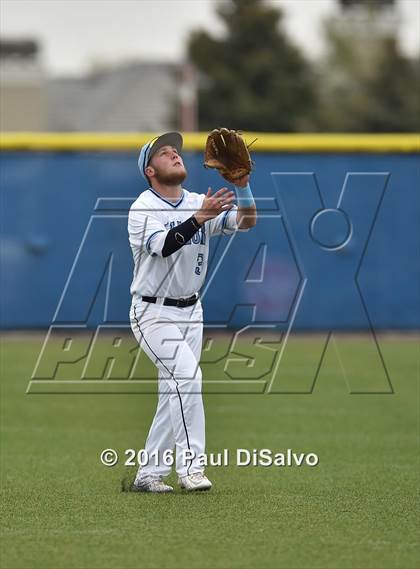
[1, 0, 419, 76]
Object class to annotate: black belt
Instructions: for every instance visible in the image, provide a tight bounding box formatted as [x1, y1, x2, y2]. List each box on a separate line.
[142, 294, 198, 308]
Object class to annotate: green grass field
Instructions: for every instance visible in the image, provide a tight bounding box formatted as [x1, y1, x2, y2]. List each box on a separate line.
[1, 333, 419, 569]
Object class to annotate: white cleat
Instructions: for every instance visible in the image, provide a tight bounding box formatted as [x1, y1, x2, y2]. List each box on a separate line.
[132, 477, 174, 493]
[178, 472, 212, 491]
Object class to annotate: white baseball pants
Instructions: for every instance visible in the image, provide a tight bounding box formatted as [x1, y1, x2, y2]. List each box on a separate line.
[130, 298, 205, 481]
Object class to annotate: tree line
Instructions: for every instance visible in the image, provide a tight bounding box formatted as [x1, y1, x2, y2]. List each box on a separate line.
[187, 0, 419, 132]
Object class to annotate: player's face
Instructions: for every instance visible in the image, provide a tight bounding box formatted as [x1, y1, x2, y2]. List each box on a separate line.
[147, 145, 187, 185]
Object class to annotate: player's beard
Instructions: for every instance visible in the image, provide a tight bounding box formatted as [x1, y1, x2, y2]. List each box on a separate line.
[153, 165, 187, 186]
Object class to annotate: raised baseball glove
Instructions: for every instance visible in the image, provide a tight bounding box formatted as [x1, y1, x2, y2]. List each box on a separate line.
[204, 128, 253, 184]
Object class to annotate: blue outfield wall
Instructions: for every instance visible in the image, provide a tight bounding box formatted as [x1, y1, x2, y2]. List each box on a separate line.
[0, 150, 419, 329]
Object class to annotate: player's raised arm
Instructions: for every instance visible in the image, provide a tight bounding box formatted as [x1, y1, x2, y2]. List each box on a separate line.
[203, 128, 257, 230]
[233, 174, 257, 230]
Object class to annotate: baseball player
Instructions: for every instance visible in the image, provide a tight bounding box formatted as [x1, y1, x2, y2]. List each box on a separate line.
[128, 131, 257, 492]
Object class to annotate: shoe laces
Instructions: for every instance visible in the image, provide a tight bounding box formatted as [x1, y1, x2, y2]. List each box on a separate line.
[154, 477, 167, 485]
[190, 472, 205, 482]
[147, 477, 167, 489]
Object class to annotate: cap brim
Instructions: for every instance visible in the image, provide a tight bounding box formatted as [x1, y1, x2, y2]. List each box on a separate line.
[148, 132, 183, 162]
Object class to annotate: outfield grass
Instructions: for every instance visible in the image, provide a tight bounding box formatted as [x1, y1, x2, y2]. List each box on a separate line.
[1, 333, 419, 569]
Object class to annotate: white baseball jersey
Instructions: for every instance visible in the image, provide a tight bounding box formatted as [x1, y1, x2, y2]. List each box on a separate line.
[128, 186, 247, 300]
[129, 184, 253, 482]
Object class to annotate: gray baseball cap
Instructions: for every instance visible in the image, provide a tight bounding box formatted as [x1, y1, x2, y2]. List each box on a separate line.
[138, 132, 183, 180]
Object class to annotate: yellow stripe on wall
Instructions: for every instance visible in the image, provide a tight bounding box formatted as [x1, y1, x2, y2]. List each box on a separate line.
[0, 132, 419, 152]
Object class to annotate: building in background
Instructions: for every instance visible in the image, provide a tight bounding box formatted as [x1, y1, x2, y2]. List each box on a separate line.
[0, 39, 197, 132]
[47, 61, 197, 132]
[0, 38, 47, 131]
